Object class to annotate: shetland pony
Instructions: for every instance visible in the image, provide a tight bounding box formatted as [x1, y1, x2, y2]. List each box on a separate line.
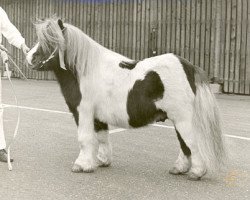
[26, 18, 225, 180]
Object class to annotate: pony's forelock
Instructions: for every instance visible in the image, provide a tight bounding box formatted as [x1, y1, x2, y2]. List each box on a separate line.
[35, 18, 65, 54]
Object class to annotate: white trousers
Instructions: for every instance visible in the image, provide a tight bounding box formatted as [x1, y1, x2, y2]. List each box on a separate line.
[0, 70, 6, 150]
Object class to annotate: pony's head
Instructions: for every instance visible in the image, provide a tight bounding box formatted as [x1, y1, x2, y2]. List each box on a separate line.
[27, 17, 102, 75]
[26, 18, 66, 71]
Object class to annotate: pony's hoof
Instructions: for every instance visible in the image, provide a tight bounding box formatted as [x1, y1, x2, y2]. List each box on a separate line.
[187, 168, 207, 180]
[98, 160, 111, 167]
[97, 155, 112, 167]
[83, 167, 95, 173]
[187, 172, 202, 181]
[169, 167, 188, 175]
[71, 164, 83, 173]
[71, 163, 96, 173]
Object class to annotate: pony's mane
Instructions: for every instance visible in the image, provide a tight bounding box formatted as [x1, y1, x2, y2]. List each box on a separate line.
[35, 17, 104, 75]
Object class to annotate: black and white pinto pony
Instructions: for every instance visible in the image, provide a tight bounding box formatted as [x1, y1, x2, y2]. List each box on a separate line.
[26, 18, 225, 180]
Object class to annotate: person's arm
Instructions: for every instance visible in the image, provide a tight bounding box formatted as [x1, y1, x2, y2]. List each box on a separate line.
[0, 7, 29, 53]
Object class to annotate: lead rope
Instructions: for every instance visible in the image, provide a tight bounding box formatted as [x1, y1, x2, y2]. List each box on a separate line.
[6, 63, 20, 171]
[1, 50, 28, 171]
[4, 48, 58, 170]
[8, 56, 28, 81]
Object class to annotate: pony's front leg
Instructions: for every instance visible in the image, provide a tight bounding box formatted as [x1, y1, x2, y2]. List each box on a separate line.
[72, 102, 98, 173]
[94, 119, 112, 167]
[97, 129, 112, 167]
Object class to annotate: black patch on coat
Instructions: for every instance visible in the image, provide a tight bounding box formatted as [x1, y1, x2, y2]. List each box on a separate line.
[119, 60, 139, 70]
[94, 119, 108, 132]
[176, 129, 191, 157]
[176, 56, 196, 94]
[154, 110, 168, 122]
[36, 54, 108, 131]
[127, 71, 167, 127]
[52, 56, 81, 125]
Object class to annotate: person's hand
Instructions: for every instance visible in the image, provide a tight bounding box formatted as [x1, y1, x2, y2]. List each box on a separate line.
[0, 44, 8, 52]
[21, 43, 30, 55]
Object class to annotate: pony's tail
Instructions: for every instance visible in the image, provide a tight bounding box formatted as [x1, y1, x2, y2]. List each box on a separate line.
[193, 67, 226, 170]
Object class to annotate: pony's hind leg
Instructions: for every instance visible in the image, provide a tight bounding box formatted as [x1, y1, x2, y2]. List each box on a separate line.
[174, 120, 207, 180]
[169, 130, 191, 175]
[94, 119, 112, 167]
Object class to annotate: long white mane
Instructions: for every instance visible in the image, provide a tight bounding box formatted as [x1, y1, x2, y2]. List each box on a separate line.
[35, 18, 106, 75]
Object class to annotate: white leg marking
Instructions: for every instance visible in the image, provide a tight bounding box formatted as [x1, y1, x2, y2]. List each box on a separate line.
[72, 102, 98, 173]
[169, 150, 191, 175]
[175, 120, 207, 180]
[97, 130, 112, 167]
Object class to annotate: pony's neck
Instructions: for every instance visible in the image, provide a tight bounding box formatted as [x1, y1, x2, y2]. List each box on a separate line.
[64, 23, 129, 77]
[80, 32, 121, 62]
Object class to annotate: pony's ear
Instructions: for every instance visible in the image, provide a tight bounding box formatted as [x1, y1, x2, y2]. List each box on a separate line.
[58, 19, 65, 31]
[57, 19, 66, 70]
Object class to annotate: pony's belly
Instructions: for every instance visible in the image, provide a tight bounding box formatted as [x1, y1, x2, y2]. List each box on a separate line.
[95, 101, 130, 128]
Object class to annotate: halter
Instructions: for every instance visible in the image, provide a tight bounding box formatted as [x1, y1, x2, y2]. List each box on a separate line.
[37, 47, 58, 69]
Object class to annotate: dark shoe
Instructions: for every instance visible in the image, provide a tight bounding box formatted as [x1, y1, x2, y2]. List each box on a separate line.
[0, 149, 13, 163]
